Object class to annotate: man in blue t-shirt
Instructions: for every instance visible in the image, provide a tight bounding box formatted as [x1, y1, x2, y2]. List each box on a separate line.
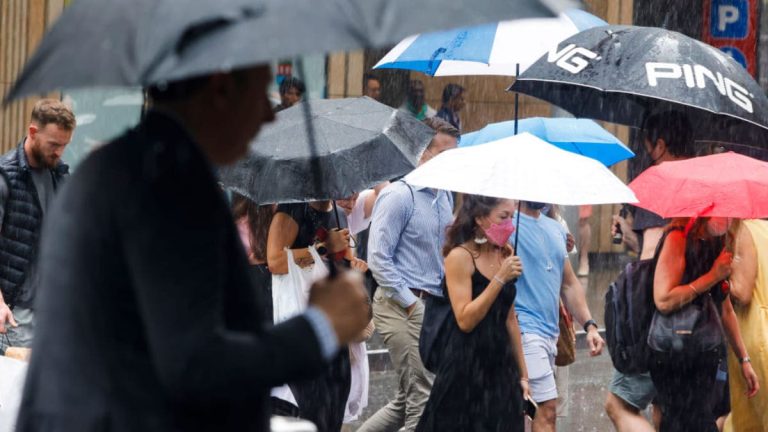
[511, 201, 605, 432]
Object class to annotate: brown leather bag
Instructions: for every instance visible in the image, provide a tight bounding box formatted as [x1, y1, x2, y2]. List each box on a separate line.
[555, 300, 576, 366]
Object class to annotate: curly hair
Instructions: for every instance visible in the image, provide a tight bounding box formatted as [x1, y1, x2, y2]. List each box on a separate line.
[443, 194, 503, 256]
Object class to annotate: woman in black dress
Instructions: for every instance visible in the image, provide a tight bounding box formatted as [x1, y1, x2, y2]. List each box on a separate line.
[417, 195, 528, 432]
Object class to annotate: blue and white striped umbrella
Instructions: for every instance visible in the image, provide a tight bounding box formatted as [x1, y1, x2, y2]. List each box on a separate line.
[374, 9, 606, 76]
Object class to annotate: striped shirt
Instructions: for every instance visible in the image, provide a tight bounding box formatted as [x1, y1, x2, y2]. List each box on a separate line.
[368, 181, 454, 307]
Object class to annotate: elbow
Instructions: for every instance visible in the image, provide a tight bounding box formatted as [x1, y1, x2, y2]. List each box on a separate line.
[456, 317, 476, 333]
[654, 298, 677, 315]
[267, 254, 287, 275]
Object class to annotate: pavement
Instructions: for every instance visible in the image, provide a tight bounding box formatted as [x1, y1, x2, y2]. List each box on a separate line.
[348, 252, 634, 431]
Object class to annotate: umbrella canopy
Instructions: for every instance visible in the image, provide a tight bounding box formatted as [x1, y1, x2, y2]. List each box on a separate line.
[404, 132, 638, 205]
[628, 152, 768, 218]
[509, 25, 768, 146]
[374, 9, 606, 77]
[219, 97, 434, 204]
[460, 117, 634, 166]
[6, 0, 575, 101]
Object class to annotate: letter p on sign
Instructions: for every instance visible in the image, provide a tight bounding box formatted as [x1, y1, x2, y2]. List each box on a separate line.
[718, 5, 739, 31]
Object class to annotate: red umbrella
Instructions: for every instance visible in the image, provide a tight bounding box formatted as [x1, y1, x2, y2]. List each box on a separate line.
[628, 152, 768, 218]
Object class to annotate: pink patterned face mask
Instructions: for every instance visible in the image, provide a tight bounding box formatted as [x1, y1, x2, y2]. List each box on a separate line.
[484, 218, 516, 246]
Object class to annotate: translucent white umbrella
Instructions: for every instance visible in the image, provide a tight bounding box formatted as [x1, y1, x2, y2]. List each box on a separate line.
[404, 132, 637, 205]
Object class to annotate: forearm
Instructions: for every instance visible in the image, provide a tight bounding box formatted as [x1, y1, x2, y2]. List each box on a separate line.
[369, 250, 414, 307]
[454, 280, 503, 332]
[267, 247, 314, 275]
[721, 299, 749, 359]
[622, 229, 640, 253]
[655, 270, 721, 313]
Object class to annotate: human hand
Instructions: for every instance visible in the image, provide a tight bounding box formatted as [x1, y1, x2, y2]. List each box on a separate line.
[0, 303, 17, 334]
[566, 233, 576, 253]
[742, 361, 760, 398]
[710, 249, 733, 281]
[4, 347, 31, 362]
[520, 378, 531, 401]
[586, 328, 604, 357]
[308, 270, 369, 345]
[405, 301, 419, 318]
[350, 257, 368, 273]
[327, 228, 351, 253]
[611, 214, 631, 238]
[495, 254, 523, 283]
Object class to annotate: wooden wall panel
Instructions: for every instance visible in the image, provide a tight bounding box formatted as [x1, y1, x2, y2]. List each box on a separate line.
[0, 0, 59, 155]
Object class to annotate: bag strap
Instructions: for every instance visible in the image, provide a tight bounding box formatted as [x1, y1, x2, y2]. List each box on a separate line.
[398, 179, 416, 228]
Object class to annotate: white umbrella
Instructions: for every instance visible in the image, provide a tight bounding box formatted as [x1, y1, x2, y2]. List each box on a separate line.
[405, 132, 637, 205]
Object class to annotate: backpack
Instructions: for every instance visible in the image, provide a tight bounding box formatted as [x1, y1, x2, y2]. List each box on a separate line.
[604, 226, 682, 374]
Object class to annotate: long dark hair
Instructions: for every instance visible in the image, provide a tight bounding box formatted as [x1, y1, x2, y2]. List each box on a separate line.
[443, 194, 502, 257]
[232, 193, 275, 263]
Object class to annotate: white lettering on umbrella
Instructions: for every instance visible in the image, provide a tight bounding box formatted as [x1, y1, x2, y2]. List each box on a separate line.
[547, 44, 600, 74]
[646, 62, 754, 113]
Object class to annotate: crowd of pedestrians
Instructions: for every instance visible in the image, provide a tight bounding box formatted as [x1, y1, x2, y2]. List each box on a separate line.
[1, 69, 767, 432]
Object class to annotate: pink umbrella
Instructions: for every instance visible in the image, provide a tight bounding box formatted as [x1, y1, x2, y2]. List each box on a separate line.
[628, 152, 768, 218]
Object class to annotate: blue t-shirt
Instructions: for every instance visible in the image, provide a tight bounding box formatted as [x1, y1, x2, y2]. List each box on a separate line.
[510, 211, 568, 338]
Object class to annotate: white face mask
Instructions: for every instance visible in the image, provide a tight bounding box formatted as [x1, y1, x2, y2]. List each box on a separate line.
[706, 217, 731, 237]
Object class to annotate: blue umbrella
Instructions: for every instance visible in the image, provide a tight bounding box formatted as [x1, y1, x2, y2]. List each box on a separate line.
[460, 117, 634, 166]
[374, 9, 606, 77]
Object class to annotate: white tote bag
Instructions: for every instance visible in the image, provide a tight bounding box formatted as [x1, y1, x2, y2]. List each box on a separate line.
[0, 356, 28, 432]
[272, 246, 329, 324]
[270, 246, 328, 406]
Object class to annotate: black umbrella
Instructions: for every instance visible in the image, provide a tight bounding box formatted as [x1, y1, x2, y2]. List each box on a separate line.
[219, 97, 433, 205]
[6, 0, 576, 101]
[509, 25, 768, 147]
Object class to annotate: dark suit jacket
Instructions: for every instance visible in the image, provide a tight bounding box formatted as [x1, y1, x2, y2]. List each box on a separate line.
[16, 111, 326, 431]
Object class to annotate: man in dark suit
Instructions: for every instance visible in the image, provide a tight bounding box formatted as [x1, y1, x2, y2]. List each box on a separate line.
[15, 65, 370, 431]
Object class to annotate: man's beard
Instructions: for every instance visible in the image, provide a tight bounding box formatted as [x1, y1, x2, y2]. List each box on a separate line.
[30, 141, 58, 169]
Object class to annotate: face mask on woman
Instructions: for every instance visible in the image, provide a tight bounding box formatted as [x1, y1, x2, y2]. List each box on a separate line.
[484, 218, 516, 246]
[706, 217, 731, 237]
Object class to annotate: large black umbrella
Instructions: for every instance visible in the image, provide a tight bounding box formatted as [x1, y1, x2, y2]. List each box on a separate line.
[6, 0, 575, 101]
[509, 25, 768, 146]
[219, 97, 433, 204]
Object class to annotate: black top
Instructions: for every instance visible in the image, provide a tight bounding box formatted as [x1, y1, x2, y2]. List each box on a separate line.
[276, 202, 348, 249]
[632, 206, 669, 252]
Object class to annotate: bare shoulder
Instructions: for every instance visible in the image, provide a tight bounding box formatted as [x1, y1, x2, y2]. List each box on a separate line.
[445, 244, 477, 274]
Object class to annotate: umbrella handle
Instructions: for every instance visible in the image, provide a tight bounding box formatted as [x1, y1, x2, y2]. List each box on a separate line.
[513, 199, 521, 256]
[514, 63, 519, 136]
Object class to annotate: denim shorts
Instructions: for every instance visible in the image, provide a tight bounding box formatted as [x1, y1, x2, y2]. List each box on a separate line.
[608, 368, 656, 410]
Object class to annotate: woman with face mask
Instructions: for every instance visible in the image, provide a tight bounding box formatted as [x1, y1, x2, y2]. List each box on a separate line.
[650, 217, 759, 432]
[416, 195, 527, 432]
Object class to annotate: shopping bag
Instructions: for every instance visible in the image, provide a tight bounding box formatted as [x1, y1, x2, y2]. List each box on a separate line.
[555, 300, 576, 366]
[0, 355, 28, 432]
[272, 246, 328, 324]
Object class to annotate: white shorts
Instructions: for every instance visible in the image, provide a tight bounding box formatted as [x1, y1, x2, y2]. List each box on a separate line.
[522, 333, 558, 404]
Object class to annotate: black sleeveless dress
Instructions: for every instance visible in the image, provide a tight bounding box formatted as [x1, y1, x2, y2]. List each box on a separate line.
[416, 257, 524, 432]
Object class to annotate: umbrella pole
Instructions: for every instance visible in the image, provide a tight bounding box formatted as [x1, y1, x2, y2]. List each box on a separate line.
[297, 59, 338, 277]
[514, 63, 520, 135]
[513, 200, 521, 256]
[332, 200, 341, 228]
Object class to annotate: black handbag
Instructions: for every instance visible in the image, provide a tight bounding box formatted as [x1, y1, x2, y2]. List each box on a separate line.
[419, 294, 452, 373]
[647, 293, 723, 354]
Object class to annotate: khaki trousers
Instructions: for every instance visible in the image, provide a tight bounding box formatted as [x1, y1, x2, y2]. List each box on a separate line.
[357, 291, 434, 432]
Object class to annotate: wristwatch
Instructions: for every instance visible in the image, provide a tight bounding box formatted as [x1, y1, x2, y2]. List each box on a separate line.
[739, 356, 751, 364]
[583, 319, 598, 333]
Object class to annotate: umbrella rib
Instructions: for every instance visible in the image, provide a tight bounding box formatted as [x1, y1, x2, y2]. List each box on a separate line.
[512, 78, 768, 132]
